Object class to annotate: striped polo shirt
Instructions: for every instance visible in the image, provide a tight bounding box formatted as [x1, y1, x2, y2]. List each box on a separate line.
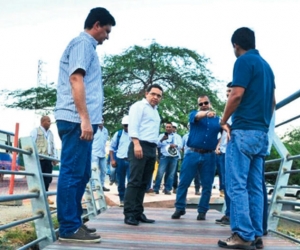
[55, 32, 103, 125]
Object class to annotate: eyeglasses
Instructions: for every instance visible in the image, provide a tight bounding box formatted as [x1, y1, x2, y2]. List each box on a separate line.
[198, 101, 209, 106]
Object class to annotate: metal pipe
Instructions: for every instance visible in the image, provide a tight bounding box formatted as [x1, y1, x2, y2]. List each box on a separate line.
[275, 114, 300, 128]
[268, 229, 300, 244]
[287, 154, 300, 161]
[38, 154, 60, 162]
[272, 214, 300, 224]
[264, 171, 279, 175]
[18, 236, 48, 250]
[0, 170, 34, 176]
[0, 192, 39, 202]
[0, 214, 43, 231]
[276, 200, 300, 206]
[276, 89, 300, 110]
[280, 185, 300, 189]
[0, 144, 32, 155]
[265, 158, 282, 164]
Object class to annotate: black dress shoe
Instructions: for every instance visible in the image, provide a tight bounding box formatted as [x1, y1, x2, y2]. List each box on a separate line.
[124, 216, 139, 226]
[137, 214, 155, 223]
[171, 210, 186, 219]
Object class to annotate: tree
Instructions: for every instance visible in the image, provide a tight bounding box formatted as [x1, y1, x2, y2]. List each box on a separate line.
[266, 126, 300, 185]
[1, 83, 56, 115]
[102, 42, 224, 134]
[1, 42, 224, 134]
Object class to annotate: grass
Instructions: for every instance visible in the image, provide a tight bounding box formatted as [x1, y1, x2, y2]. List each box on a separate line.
[278, 219, 300, 240]
[0, 216, 58, 250]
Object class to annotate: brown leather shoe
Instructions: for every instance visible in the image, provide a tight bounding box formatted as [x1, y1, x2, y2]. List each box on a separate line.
[218, 233, 255, 249]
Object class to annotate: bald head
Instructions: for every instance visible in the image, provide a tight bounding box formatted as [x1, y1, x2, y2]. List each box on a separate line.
[40, 116, 51, 130]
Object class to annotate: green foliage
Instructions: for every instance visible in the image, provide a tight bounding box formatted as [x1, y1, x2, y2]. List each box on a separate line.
[0, 226, 37, 249]
[266, 126, 300, 185]
[102, 42, 224, 133]
[1, 42, 224, 134]
[1, 83, 56, 115]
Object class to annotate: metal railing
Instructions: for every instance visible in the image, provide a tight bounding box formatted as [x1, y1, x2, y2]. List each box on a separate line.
[265, 89, 300, 244]
[0, 135, 107, 249]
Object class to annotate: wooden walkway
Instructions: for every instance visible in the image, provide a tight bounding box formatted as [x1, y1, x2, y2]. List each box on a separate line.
[44, 207, 299, 250]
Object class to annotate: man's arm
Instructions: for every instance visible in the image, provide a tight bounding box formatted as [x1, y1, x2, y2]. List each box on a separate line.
[221, 86, 245, 124]
[70, 70, 93, 141]
[220, 86, 245, 139]
[195, 110, 215, 120]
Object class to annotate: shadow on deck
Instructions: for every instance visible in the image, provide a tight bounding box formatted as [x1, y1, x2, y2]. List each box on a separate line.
[44, 207, 299, 250]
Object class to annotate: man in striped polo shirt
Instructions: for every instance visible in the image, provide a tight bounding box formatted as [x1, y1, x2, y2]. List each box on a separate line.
[54, 7, 115, 243]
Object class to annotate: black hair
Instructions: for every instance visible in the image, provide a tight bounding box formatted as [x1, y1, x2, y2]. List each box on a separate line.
[146, 84, 163, 93]
[231, 27, 255, 50]
[198, 95, 210, 100]
[227, 82, 232, 87]
[84, 7, 116, 29]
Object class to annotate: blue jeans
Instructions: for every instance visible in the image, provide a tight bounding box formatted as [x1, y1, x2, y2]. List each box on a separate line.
[92, 156, 106, 187]
[56, 120, 97, 237]
[216, 154, 225, 190]
[116, 158, 130, 201]
[109, 165, 118, 183]
[175, 149, 216, 213]
[226, 130, 268, 241]
[218, 153, 230, 216]
[154, 155, 178, 192]
[194, 168, 201, 192]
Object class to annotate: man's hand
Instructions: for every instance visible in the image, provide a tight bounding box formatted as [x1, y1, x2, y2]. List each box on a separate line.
[111, 159, 117, 168]
[160, 134, 168, 142]
[221, 123, 231, 141]
[80, 118, 93, 141]
[215, 147, 221, 155]
[169, 144, 177, 148]
[134, 144, 143, 159]
[207, 111, 216, 118]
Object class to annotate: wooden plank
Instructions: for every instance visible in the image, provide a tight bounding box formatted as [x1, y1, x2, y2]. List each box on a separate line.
[44, 207, 300, 250]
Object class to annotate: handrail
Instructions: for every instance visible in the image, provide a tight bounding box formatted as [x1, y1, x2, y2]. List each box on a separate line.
[0, 135, 107, 249]
[0, 143, 32, 155]
[0, 192, 39, 202]
[275, 89, 300, 110]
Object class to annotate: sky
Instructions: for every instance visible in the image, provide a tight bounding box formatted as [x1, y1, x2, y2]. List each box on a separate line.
[1, 0, 300, 147]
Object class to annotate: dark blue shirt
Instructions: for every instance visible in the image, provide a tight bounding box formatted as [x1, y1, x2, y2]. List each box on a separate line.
[187, 110, 221, 150]
[231, 49, 275, 132]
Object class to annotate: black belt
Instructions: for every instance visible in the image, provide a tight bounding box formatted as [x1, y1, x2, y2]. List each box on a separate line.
[120, 158, 129, 161]
[190, 147, 214, 154]
[139, 140, 157, 148]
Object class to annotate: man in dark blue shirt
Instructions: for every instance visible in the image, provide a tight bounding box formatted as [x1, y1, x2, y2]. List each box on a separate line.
[218, 27, 275, 250]
[171, 95, 221, 220]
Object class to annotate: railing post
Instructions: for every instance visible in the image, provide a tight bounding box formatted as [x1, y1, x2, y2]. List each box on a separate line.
[267, 134, 293, 231]
[83, 164, 107, 220]
[20, 137, 56, 249]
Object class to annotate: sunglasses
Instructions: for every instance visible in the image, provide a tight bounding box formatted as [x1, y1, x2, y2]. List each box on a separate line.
[198, 101, 209, 106]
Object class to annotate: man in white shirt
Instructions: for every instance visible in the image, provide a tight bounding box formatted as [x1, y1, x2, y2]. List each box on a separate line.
[154, 122, 181, 195]
[92, 120, 110, 191]
[123, 84, 163, 226]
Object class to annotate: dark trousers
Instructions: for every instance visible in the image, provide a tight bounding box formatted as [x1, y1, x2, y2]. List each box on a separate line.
[40, 159, 53, 191]
[123, 141, 156, 218]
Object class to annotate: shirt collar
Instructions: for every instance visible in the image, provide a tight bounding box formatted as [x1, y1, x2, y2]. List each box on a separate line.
[80, 32, 98, 49]
[245, 49, 259, 55]
[142, 98, 158, 109]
